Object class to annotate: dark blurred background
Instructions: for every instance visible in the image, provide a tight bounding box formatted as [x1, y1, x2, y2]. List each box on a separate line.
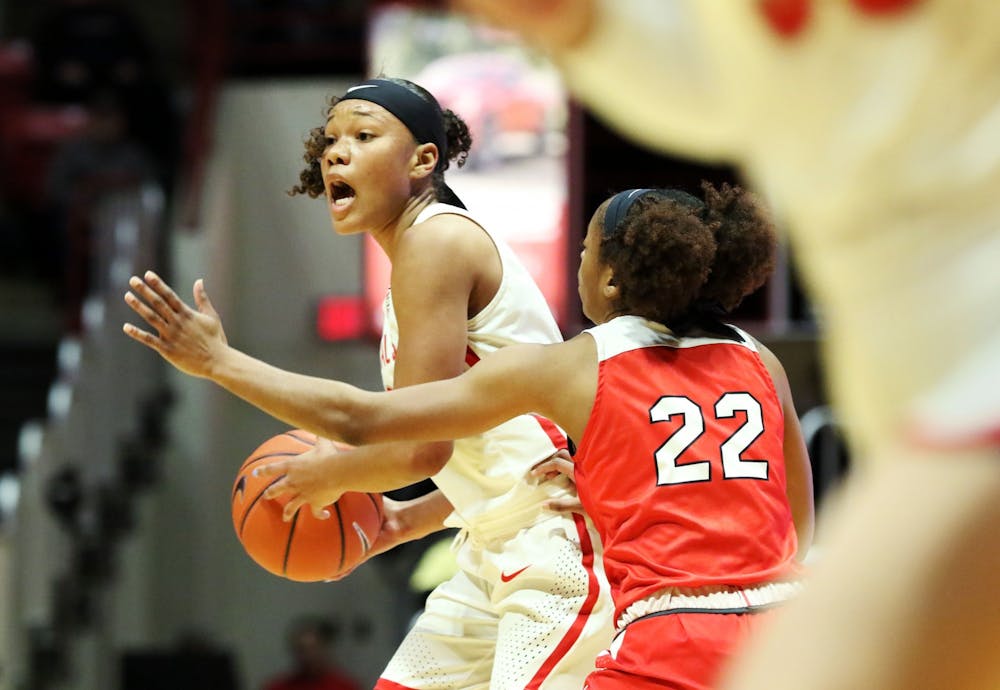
[0, 2, 846, 689]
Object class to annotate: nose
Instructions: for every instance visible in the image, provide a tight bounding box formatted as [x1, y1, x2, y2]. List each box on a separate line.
[324, 139, 349, 166]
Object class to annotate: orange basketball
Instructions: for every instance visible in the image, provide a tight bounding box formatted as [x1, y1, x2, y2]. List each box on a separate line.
[231, 429, 383, 582]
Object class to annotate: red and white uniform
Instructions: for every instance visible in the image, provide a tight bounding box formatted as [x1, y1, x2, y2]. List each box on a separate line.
[561, 0, 1000, 458]
[376, 204, 614, 690]
[576, 316, 802, 690]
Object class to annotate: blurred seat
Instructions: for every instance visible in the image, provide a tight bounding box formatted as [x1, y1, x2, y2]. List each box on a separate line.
[0, 105, 90, 210]
[0, 41, 34, 110]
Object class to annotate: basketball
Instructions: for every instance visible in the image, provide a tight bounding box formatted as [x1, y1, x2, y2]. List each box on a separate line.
[231, 429, 383, 582]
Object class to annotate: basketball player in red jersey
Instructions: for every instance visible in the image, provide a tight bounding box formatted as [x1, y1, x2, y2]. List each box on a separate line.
[450, 1, 1000, 688]
[126, 181, 814, 689]
[124, 77, 614, 689]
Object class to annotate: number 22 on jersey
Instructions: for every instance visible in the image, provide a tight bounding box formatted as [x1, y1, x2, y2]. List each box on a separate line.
[650, 392, 770, 485]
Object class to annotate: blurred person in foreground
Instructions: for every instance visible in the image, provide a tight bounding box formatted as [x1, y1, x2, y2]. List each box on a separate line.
[263, 617, 360, 690]
[449, 1, 1000, 689]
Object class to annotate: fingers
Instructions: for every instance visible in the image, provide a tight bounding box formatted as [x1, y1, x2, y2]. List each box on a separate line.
[254, 460, 283, 479]
[282, 495, 306, 522]
[124, 288, 169, 332]
[127, 276, 175, 328]
[121, 321, 165, 352]
[193, 278, 218, 318]
[125, 271, 203, 330]
[256, 459, 333, 522]
[545, 496, 583, 513]
[142, 270, 188, 315]
[314, 436, 336, 451]
[277, 496, 330, 522]
[531, 449, 575, 480]
[310, 504, 331, 521]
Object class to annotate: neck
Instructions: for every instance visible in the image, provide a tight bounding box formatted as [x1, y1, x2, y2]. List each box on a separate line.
[370, 187, 438, 261]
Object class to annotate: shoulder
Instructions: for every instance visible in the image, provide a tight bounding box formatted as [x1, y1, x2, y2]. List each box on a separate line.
[392, 212, 496, 291]
[398, 211, 487, 257]
[744, 333, 794, 398]
[746, 334, 781, 371]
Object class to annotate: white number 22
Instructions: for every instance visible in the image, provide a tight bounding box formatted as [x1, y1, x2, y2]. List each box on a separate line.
[649, 392, 769, 485]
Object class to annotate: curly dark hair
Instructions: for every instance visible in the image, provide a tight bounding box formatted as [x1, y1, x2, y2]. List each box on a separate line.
[288, 77, 473, 200]
[598, 181, 776, 327]
[698, 181, 776, 313]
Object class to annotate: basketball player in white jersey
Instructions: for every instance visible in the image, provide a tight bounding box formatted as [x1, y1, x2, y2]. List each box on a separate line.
[450, 1, 1000, 688]
[124, 77, 614, 689]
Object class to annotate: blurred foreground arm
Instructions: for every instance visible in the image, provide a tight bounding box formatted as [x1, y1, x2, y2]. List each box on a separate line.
[721, 448, 1000, 690]
[452, 0, 744, 160]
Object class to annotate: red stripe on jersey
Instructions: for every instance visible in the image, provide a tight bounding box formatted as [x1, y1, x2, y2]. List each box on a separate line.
[908, 422, 1000, 451]
[531, 413, 568, 451]
[759, 0, 919, 38]
[525, 512, 601, 690]
[759, 0, 811, 37]
[374, 679, 419, 690]
[465, 345, 480, 368]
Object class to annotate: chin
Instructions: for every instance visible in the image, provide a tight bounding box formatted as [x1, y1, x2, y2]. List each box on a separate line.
[329, 216, 364, 236]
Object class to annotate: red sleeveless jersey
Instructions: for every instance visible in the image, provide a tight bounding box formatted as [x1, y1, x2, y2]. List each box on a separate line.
[575, 316, 801, 621]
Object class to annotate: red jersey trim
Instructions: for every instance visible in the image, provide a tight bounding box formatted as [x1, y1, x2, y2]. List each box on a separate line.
[464, 345, 480, 368]
[374, 679, 418, 690]
[531, 413, 568, 451]
[907, 421, 1000, 451]
[524, 513, 601, 689]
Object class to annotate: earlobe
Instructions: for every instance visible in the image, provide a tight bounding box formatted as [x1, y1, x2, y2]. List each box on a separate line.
[602, 268, 617, 297]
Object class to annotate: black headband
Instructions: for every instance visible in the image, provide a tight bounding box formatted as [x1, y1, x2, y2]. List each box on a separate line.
[602, 188, 705, 238]
[341, 79, 448, 172]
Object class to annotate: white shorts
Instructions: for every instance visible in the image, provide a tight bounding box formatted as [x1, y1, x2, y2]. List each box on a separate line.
[376, 512, 614, 690]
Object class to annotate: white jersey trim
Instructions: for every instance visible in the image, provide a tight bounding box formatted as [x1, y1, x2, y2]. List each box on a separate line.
[584, 315, 759, 362]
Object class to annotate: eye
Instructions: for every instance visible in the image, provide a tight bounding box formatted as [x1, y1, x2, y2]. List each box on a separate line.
[357, 131, 374, 142]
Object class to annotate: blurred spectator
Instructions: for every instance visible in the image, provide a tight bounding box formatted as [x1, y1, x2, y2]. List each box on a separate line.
[0, 202, 28, 278]
[263, 617, 360, 690]
[45, 90, 156, 208]
[40, 89, 156, 301]
[30, 0, 179, 190]
[30, 0, 153, 105]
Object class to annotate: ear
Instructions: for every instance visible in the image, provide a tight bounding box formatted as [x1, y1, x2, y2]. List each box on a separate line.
[409, 143, 439, 181]
[601, 266, 619, 300]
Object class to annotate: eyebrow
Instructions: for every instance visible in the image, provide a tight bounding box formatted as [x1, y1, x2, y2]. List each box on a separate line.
[328, 104, 388, 124]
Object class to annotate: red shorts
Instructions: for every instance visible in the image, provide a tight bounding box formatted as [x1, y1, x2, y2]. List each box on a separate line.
[583, 610, 776, 690]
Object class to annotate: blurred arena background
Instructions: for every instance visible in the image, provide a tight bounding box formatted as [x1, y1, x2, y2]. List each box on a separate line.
[0, 1, 848, 688]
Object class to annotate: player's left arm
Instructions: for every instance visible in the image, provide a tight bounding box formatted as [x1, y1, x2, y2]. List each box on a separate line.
[755, 339, 815, 560]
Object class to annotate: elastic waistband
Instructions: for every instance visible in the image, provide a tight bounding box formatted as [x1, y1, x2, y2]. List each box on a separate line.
[616, 581, 804, 631]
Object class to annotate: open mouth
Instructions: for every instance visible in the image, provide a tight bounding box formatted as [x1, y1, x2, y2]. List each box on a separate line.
[328, 180, 356, 209]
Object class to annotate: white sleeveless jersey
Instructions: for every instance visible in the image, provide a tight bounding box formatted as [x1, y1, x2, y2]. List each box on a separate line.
[379, 203, 574, 537]
[561, 0, 1000, 453]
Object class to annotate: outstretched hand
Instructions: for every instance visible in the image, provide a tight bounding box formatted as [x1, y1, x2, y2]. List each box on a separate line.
[256, 437, 350, 521]
[123, 271, 228, 379]
[531, 449, 583, 512]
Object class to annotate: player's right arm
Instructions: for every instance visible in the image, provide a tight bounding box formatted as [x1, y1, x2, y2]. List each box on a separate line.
[755, 340, 815, 560]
